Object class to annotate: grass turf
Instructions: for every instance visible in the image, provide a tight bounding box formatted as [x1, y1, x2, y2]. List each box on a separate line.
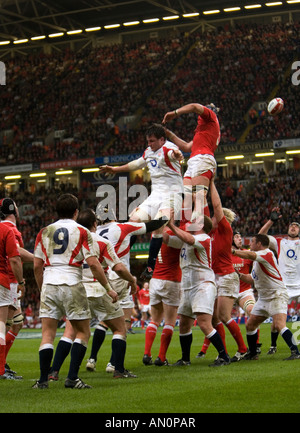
[2, 323, 300, 413]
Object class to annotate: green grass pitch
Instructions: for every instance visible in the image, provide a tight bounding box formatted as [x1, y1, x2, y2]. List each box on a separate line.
[2, 323, 300, 413]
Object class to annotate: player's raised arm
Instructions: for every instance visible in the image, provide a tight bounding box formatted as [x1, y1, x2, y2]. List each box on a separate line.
[99, 157, 146, 174]
[165, 128, 192, 153]
[162, 103, 205, 124]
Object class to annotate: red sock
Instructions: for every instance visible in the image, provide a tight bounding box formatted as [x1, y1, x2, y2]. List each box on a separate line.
[141, 319, 145, 329]
[5, 331, 17, 358]
[144, 322, 157, 356]
[0, 345, 6, 375]
[226, 319, 247, 353]
[158, 325, 173, 362]
[200, 337, 210, 354]
[216, 322, 227, 353]
[256, 328, 260, 344]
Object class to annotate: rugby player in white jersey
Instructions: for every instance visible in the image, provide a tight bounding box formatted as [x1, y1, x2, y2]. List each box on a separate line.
[48, 208, 138, 379]
[32, 194, 118, 389]
[99, 123, 184, 279]
[94, 204, 168, 372]
[167, 212, 230, 367]
[259, 209, 300, 354]
[232, 233, 300, 360]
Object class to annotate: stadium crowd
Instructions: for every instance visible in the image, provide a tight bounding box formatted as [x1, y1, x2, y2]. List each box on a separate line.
[1, 21, 300, 165]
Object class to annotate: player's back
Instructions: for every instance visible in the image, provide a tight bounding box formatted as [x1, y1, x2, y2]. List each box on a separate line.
[192, 107, 220, 157]
[180, 233, 215, 289]
[34, 219, 95, 285]
[97, 221, 145, 273]
[152, 233, 181, 282]
[211, 217, 235, 275]
[252, 248, 286, 299]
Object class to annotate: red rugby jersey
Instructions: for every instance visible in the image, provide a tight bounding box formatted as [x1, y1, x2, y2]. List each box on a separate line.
[191, 107, 221, 158]
[0, 223, 20, 289]
[152, 232, 181, 283]
[211, 216, 235, 275]
[231, 252, 253, 292]
[1, 221, 24, 284]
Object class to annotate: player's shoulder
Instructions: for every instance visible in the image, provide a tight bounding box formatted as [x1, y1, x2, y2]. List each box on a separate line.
[163, 140, 178, 150]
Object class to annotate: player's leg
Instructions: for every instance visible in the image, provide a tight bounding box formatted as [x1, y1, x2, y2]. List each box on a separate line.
[104, 316, 136, 377]
[239, 294, 261, 352]
[155, 303, 178, 365]
[35, 317, 58, 385]
[196, 312, 230, 366]
[49, 319, 75, 379]
[0, 305, 9, 377]
[143, 302, 163, 364]
[244, 314, 265, 359]
[272, 313, 300, 360]
[191, 175, 210, 218]
[65, 318, 91, 386]
[172, 314, 194, 366]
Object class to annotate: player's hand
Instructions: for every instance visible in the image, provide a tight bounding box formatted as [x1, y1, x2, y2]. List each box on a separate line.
[162, 111, 176, 124]
[17, 281, 25, 299]
[270, 207, 281, 222]
[129, 280, 137, 296]
[172, 149, 184, 162]
[107, 289, 118, 303]
[99, 165, 115, 174]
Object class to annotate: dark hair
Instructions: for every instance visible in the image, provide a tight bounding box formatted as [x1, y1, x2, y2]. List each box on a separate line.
[146, 123, 166, 140]
[253, 234, 270, 247]
[77, 208, 96, 230]
[56, 193, 78, 219]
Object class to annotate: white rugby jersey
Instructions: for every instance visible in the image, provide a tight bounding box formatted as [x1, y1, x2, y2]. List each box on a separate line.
[179, 233, 215, 290]
[251, 248, 287, 299]
[34, 219, 96, 286]
[96, 221, 146, 280]
[82, 232, 121, 283]
[82, 232, 122, 298]
[276, 238, 300, 288]
[133, 141, 183, 193]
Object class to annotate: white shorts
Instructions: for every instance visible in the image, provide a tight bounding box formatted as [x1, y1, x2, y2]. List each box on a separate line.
[88, 295, 124, 322]
[251, 293, 289, 317]
[140, 304, 151, 313]
[0, 284, 13, 307]
[137, 189, 183, 221]
[184, 154, 216, 179]
[178, 281, 217, 318]
[119, 294, 134, 309]
[150, 278, 182, 307]
[216, 272, 240, 299]
[9, 282, 21, 310]
[109, 278, 130, 302]
[39, 283, 91, 321]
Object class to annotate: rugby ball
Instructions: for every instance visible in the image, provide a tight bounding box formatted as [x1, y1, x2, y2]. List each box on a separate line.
[267, 98, 284, 115]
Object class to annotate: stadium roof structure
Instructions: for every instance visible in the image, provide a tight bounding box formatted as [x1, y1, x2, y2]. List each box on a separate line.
[0, 0, 299, 48]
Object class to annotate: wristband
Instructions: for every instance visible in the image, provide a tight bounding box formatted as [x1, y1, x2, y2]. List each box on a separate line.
[104, 283, 112, 293]
[18, 281, 25, 285]
[175, 109, 178, 116]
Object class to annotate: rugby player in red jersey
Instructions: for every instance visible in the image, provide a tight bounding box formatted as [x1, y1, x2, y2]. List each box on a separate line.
[143, 227, 182, 366]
